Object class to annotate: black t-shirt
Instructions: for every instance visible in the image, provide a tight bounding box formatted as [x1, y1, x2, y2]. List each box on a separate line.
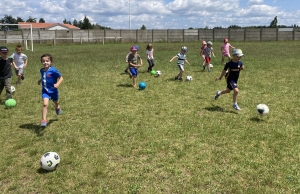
[0, 57, 13, 79]
[224, 60, 243, 82]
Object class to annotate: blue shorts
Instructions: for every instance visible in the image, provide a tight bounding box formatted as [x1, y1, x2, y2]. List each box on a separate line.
[42, 90, 59, 101]
[227, 80, 238, 90]
[130, 67, 138, 76]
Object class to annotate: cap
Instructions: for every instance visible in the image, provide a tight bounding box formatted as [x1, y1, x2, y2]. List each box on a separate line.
[134, 45, 139, 51]
[0, 46, 9, 52]
[181, 46, 188, 52]
[207, 41, 213, 45]
[202, 41, 206, 45]
[130, 46, 137, 51]
[232, 48, 244, 57]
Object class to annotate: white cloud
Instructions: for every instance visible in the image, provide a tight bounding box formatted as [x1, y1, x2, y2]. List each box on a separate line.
[248, 0, 264, 5]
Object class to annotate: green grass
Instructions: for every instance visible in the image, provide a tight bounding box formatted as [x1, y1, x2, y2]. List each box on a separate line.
[1, 41, 300, 193]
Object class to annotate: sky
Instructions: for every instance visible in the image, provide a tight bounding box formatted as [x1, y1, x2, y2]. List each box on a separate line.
[1, 0, 300, 29]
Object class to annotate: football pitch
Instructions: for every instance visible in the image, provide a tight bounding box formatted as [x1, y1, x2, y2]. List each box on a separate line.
[1, 41, 300, 193]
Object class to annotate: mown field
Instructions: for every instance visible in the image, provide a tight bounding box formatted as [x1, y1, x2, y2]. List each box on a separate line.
[1, 41, 300, 193]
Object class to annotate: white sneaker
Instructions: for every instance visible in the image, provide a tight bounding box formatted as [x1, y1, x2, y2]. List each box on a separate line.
[233, 104, 241, 111]
[214, 90, 220, 100]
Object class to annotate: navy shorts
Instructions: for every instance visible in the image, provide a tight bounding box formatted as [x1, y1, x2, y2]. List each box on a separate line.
[227, 80, 238, 90]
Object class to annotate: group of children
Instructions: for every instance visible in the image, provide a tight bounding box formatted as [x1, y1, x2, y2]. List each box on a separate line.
[0, 45, 63, 127]
[124, 38, 244, 111]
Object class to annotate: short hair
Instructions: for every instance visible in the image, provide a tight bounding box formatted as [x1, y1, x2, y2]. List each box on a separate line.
[41, 54, 53, 62]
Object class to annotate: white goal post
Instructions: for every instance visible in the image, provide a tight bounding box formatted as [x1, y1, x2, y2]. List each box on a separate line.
[0, 23, 33, 52]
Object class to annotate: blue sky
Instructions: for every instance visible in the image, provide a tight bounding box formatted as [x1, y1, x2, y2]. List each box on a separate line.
[1, 0, 300, 29]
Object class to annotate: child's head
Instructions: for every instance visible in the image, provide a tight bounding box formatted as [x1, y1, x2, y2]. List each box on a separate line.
[207, 41, 213, 47]
[146, 44, 152, 50]
[15, 45, 23, 54]
[232, 48, 244, 59]
[41, 54, 53, 69]
[224, 38, 228, 43]
[181, 46, 188, 53]
[0, 46, 9, 57]
[202, 41, 206, 46]
[130, 46, 137, 53]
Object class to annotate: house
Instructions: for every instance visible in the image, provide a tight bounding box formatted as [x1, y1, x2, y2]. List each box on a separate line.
[18, 22, 80, 30]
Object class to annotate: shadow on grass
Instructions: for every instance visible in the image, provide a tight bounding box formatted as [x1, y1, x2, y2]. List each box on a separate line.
[37, 167, 57, 174]
[204, 106, 238, 114]
[250, 116, 267, 122]
[117, 83, 133, 88]
[19, 119, 58, 136]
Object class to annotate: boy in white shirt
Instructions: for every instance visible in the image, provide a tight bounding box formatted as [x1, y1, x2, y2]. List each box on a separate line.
[11, 45, 28, 85]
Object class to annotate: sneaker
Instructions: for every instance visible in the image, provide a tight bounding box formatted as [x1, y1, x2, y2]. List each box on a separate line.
[202, 65, 206, 70]
[21, 74, 24, 80]
[16, 82, 21, 86]
[40, 120, 47, 127]
[233, 104, 241, 111]
[56, 107, 62, 115]
[208, 69, 211, 72]
[178, 77, 183, 81]
[124, 69, 128, 73]
[174, 76, 178, 80]
[214, 90, 220, 100]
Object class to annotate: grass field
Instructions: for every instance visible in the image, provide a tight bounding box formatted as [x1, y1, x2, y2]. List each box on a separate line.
[1, 41, 300, 193]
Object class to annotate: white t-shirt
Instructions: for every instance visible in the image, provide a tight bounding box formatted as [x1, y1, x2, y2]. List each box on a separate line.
[11, 52, 28, 68]
[146, 49, 154, 60]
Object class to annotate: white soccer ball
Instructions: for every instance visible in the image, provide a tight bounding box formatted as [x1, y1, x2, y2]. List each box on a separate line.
[40, 152, 60, 171]
[209, 64, 213, 68]
[186, 75, 193, 81]
[11, 86, 15, 93]
[256, 104, 269, 115]
[156, 70, 162, 76]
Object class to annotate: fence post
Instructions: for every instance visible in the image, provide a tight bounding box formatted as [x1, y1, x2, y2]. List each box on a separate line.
[182, 29, 185, 42]
[198, 29, 200, 41]
[136, 30, 138, 43]
[120, 29, 122, 43]
[53, 38, 56, 46]
[293, 27, 295, 41]
[102, 37, 104, 45]
[244, 28, 246, 42]
[276, 28, 278, 41]
[213, 28, 215, 42]
[260, 28, 262, 42]
[167, 29, 169, 43]
[228, 28, 231, 41]
[152, 29, 154, 43]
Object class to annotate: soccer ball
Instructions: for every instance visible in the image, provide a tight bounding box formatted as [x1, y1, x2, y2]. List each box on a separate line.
[186, 75, 193, 81]
[150, 70, 156, 75]
[256, 104, 269, 115]
[40, 152, 60, 171]
[156, 71, 162, 76]
[5, 99, 16, 108]
[138, 82, 146, 90]
[11, 86, 15, 93]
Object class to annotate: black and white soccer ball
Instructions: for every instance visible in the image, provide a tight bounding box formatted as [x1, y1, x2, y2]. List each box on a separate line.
[40, 152, 60, 171]
[11, 86, 16, 94]
[156, 70, 162, 76]
[186, 75, 193, 81]
[256, 104, 269, 115]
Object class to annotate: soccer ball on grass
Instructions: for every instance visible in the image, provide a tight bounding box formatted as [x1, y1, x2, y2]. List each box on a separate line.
[186, 75, 193, 81]
[11, 86, 16, 93]
[40, 152, 60, 171]
[256, 104, 269, 115]
[156, 71, 162, 76]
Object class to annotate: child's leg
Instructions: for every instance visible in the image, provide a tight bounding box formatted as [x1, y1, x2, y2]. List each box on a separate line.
[42, 98, 49, 121]
[53, 100, 60, 109]
[4, 78, 12, 99]
[227, 56, 231, 62]
[147, 60, 152, 72]
[233, 88, 239, 104]
[132, 76, 137, 88]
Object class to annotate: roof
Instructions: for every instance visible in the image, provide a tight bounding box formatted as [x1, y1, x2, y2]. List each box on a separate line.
[18, 22, 80, 30]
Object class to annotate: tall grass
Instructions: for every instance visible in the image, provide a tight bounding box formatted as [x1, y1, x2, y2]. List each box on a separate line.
[1, 41, 300, 193]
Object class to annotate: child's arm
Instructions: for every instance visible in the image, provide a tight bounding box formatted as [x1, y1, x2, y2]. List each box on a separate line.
[169, 56, 177, 62]
[54, 76, 64, 88]
[12, 61, 18, 69]
[139, 57, 143, 66]
[24, 58, 28, 68]
[229, 45, 235, 49]
[185, 59, 191, 65]
[125, 53, 130, 63]
[215, 69, 226, 81]
[212, 51, 216, 57]
[38, 79, 41, 85]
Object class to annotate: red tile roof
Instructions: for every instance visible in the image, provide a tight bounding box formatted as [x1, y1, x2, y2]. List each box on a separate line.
[18, 22, 80, 30]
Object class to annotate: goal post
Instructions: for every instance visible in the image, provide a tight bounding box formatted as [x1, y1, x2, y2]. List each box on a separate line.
[0, 23, 33, 52]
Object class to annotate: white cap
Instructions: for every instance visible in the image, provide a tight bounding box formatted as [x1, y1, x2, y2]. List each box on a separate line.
[232, 48, 244, 57]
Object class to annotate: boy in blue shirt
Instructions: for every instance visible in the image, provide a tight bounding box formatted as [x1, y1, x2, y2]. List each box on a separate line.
[38, 54, 64, 127]
[214, 48, 244, 111]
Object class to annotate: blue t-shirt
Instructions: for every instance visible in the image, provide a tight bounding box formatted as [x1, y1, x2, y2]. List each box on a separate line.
[224, 60, 243, 82]
[176, 52, 187, 65]
[40, 66, 62, 93]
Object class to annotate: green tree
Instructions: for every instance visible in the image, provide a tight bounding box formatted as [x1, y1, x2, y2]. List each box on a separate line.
[72, 19, 78, 27]
[228, 25, 241, 28]
[269, 16, 277, 28]
[26, 16, 36, 23]
[81, 15, 93, 29]
[140, 25, 146, 30]
[39, 18, 45, 23]
[16, 17, 24, 22]
[1, 15, 17, 24]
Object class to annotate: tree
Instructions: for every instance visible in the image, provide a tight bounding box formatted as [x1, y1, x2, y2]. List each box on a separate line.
[1, 15, 17, 24]
[26, 16, 36, 23]
[81, 15, 93, 29]
[72, 19, 78, 27]
[39, 18, 45, 23]
[140, 25, 146, 30]
[228, 25, 242, 28]
[16, 17, 24, 22]
[269, 16, 277, 28]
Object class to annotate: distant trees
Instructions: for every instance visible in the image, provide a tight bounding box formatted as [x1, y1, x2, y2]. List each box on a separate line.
[39, 18, 45, 23]
[140, 25, 146, 30]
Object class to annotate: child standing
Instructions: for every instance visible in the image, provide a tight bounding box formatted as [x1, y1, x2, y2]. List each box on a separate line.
[128, 46, 142, 88]
[169, 46, 190, 81]
[0, 46, 13, 100]
[11, 45, 28, 85]
[221, 38, 235, 65]
[38, 54, 64, 127]
[202, 41, 215, 72]
[146, 43, 155, 72]
[200, 41, 207, 69]
[214, 48, 244, 111]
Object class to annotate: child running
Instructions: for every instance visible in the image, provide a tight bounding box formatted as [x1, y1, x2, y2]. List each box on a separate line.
[214, 48, 244, 111]
[127, 46, 142, 88]
[221, 38, 235, 65]
[38, 54, 64, 127]
[200, 41, 207, 69]
[202, 41, 215, 72]
[169, 46, 190, 81]
[11, 45, 28, 85]
[146, 43, 155, 72]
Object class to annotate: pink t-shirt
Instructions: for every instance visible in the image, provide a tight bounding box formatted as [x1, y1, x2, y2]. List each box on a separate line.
[221, 43, 231, 56]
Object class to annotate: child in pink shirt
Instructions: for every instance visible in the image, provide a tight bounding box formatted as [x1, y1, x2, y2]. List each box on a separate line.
[221, 38, 235, 65]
